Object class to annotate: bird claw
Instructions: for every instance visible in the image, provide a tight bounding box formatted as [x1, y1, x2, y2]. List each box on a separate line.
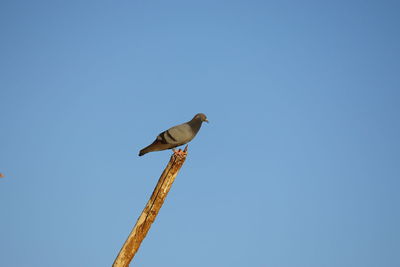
[173, 146, 188, 156]
[173, 149, 185, 155]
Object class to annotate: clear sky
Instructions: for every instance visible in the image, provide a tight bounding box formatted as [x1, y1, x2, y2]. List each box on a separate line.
[1, 1, 399, 266]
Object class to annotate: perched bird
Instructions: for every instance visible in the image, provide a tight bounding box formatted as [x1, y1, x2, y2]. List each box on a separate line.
[139, 113, 208, 156]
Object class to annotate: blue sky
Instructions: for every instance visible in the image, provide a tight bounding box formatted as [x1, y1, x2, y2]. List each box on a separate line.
[1, 1, 399, 266]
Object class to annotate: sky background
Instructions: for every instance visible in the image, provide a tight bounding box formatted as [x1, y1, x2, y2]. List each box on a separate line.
[1, 1, 399, 266]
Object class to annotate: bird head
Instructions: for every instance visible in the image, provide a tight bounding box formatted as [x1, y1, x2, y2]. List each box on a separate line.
[195, 113, 209, 123]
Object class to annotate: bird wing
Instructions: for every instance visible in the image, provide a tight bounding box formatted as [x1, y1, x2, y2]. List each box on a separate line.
[157, 123, 194, 146]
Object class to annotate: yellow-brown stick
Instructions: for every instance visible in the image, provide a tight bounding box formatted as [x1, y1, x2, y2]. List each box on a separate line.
[113, 147, 188, 267]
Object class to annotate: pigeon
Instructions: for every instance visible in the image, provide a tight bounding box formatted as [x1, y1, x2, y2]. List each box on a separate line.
[139, 113, 208, 156]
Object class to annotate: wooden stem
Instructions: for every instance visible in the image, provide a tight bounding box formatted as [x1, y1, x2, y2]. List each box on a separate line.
[113, 147, 188, 267]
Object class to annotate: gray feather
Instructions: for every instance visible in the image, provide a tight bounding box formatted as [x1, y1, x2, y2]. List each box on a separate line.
[139, 113, 208, 156]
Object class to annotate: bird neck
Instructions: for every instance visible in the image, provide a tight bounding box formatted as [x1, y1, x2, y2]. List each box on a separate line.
[188, 118, 202, 133]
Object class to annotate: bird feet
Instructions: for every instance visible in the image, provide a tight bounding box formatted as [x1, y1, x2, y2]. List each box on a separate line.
[173, 149, 186, 156]
[172, 145, 188, 156]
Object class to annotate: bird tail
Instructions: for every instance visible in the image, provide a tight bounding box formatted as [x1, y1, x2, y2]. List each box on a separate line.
[138, 144, 153, 156]
[138, 148, 148, 156]
[139, 139, 168, 156]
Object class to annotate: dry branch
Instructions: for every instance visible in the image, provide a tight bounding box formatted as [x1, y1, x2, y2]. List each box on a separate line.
[113, 147, 188, 267]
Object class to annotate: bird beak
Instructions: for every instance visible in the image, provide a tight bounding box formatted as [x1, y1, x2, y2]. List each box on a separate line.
[205, 119, 209, 123]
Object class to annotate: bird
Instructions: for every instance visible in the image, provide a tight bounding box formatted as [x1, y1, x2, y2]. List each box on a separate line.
[139, 113, 208, 156]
